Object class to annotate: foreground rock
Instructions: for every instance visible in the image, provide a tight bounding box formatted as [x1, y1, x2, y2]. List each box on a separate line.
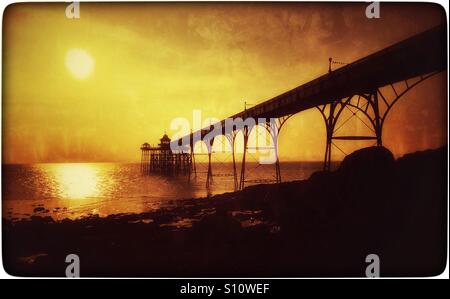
[3, 146, 447, 277]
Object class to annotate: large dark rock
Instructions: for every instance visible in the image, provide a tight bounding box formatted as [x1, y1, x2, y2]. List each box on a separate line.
[336, 146, 397, 234]
[338, 146, 395, 180]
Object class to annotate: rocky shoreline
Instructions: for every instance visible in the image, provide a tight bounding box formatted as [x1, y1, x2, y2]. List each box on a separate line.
[2, 146, 447, 277]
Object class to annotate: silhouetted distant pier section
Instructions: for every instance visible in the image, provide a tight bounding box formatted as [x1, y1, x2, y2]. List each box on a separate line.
[141, 134, 193, 174]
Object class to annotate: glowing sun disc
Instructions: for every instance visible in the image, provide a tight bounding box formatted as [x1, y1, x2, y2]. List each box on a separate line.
[65, 48, 95, 79]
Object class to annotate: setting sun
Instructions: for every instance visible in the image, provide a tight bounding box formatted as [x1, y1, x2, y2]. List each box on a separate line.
[65, 48, 95, 80]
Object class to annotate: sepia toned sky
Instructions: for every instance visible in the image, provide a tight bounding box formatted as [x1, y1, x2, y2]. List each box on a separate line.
[2, 2, 447, 163]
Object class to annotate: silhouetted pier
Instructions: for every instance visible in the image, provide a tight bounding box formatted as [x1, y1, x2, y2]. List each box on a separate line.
[141, 134, 192, 174]
[141, 24, 446, 190]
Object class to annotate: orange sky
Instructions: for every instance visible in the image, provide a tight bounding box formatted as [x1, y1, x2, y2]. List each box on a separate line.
[2, 2, 447, 163]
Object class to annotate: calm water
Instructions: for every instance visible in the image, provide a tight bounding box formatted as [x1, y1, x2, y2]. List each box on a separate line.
[2, 162, 325, 220]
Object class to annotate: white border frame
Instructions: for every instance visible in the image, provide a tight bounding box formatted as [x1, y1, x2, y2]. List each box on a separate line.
[0, 0, 448, 279]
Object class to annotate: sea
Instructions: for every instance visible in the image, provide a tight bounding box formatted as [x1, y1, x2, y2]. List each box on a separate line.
[2, 162, 329, 220]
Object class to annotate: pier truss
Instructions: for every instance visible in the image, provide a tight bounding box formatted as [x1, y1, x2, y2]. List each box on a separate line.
[317, 71, 440, 171]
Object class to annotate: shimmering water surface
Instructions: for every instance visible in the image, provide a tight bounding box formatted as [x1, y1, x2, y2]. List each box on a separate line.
[2, 162, 325, 220]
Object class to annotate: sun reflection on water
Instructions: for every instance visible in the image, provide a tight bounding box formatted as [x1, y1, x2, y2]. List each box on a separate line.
[3, 162, 321, 220]
[47, 163, 101, 199]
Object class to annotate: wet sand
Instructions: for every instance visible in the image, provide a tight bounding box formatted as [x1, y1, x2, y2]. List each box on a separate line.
[2, 146, 447, 277]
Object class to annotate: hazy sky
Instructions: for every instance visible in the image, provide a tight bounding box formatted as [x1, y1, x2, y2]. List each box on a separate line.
[2, 2, 447, 163]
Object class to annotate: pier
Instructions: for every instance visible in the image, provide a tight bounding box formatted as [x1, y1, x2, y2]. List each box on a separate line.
[141, 134, 193, 175]
[141, 24, 446, 190]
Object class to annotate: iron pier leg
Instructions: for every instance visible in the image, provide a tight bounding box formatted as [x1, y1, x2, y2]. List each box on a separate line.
[372, 90, 383, 147]
[206, 150, 213, 188]
[239, 127, 249, 190]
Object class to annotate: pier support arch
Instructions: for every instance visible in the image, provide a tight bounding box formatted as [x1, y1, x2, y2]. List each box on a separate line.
[238, 115, 293, 190]
[317, 72, 439, 171]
